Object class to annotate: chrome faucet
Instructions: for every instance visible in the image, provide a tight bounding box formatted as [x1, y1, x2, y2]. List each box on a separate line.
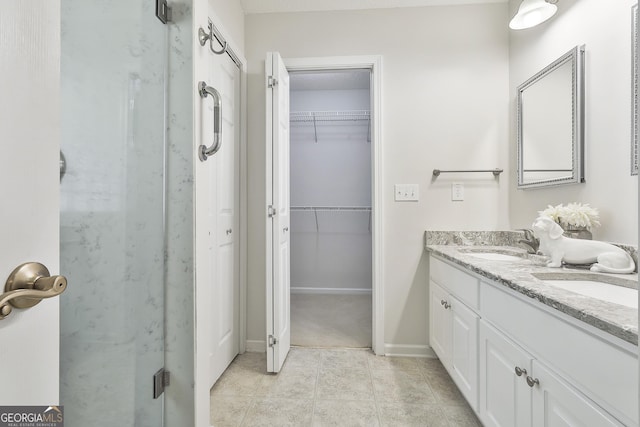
[517, 229, 540, 254]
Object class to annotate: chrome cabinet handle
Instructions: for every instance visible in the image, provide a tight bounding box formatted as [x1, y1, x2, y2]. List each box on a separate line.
[515, 366, 527, 377]
[283, 227, 289, 232]
[526, 376, 540, 387]
[226, 229, 233, 235]
[0, 262, 67, 320]
[198, 81, 222, 161]
[440, 299, 451, 309]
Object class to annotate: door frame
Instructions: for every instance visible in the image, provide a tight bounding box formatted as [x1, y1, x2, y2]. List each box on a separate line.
[283, 55, 384, 355]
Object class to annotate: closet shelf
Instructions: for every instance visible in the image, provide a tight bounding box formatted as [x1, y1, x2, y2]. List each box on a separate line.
[290, 110, 371, 143]
[290, 110, 370, 123]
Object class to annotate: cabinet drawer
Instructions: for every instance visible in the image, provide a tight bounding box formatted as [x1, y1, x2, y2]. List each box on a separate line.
[430, 256, 479, 310]
[481, 281, 638, 427]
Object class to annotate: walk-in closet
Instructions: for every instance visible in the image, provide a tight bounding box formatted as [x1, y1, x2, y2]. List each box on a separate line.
[289, 69, 373, 348]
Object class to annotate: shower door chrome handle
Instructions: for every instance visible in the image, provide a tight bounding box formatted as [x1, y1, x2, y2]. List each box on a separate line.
[198, 81, 222, 161]
[0, 262, 67, 320]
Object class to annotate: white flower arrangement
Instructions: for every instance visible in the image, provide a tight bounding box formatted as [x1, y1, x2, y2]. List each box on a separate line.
[538, 203, 601, 230]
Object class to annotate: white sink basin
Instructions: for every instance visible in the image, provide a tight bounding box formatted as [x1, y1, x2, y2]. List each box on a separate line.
[466, 252, 524, 262]
[542, 280, 638, 309]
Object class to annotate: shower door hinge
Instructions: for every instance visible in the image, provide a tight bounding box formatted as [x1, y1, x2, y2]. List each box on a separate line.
[268, 76, 278, 88]
[268, 335, 278, 347]
[267, 205, 277, 218]
[153, 368, 170, 399]
[155, 0, 172, 24]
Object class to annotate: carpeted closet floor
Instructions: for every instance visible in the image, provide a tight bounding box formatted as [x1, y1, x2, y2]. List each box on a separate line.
[290, 293, 372, 348]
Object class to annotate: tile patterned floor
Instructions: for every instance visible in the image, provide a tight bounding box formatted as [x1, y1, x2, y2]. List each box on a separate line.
[210, 348, 481, 426]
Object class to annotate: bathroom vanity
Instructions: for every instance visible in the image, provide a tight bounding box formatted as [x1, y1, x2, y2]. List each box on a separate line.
[425, 232, 638, 427]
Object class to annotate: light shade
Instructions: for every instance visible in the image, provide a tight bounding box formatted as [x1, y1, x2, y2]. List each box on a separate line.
[509, 0, 558, 30]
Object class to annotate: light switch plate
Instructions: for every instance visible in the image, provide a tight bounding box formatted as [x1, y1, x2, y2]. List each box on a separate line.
[395, 184, 419, 201]
[451, 182, 464, 201]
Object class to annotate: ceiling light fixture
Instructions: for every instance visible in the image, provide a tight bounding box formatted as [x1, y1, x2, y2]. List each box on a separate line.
[509, 0, 558, 30]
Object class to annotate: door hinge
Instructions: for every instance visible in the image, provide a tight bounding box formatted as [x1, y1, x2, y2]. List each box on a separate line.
[155, 0, 172, 24]
[267, 205, 277, 218]
[268, 335, 278, 347]
[268, 76, 278, 88]
[153, 368, 170, 399]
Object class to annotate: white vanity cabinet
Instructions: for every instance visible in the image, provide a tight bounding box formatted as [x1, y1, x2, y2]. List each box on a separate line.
[479, 320, 624, 427]
[428, 254, 638, 427]
[479, 321, 532, 427]
[531, 359, 624, 427]
[429, 258, 480, 411]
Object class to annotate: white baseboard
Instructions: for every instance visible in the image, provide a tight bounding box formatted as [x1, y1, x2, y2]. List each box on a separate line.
[383, 344, 436, 358]
[291, 287, 372, 295]
[245, 340, 266, 353]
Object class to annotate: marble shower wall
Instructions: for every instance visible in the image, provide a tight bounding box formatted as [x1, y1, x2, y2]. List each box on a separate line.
[164, 0, 196, 425]
[60, 0, 167, 425]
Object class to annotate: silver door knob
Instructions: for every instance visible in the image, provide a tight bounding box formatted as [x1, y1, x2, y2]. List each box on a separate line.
[526, 376, 540, 387]
[226, 229, 233, 235]
[283, 227, 289, 232]
[0, 262, 67, 320]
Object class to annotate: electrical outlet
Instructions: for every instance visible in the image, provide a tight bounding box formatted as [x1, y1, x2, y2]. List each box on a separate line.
[394, 184, 419, 201]
[451, 182, 464, 201]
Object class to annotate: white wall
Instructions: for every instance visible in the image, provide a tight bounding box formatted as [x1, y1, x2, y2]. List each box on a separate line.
[290, 88, 372, 291]
[509, 0, 638, 244]
[245, 4, 509, 351]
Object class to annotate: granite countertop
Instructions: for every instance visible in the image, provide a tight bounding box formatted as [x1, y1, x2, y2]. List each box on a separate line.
[424, 231, 639, 346]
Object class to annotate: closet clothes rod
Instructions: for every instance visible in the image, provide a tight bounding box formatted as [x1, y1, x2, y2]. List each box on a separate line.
[290, 206, 372, 232]
[290, 206, 372, 211]
[432, 168, 503, 177]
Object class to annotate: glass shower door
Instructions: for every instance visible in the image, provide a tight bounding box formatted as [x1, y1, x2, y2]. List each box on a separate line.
[60, 1, 166, 425]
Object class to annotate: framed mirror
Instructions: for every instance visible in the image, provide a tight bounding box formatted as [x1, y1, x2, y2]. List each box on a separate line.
[517, 45, 585, 189]
[632, 3, 638, 176]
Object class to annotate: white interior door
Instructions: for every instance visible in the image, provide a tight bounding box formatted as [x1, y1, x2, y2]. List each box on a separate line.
[266, 51, 291, 373]
[208, 50, 241, 387]
[195, 41, 241, 391]
[0, 1, 61, 404]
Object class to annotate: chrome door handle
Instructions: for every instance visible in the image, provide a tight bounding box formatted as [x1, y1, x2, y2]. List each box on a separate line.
[515, 366, 527, 377]
[60, 151, 67, 181]
[198, 81, 222, 161]
[226, 229, 233, 235]
[0, 262, 67, 320]
[283, 227, 289, 232]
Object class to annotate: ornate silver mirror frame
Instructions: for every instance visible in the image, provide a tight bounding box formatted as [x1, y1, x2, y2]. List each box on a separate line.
[516, 45, 585, 189]
[632, 4, 638, 176]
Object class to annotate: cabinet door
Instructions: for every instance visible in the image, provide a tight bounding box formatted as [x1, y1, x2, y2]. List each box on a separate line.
[451, 297, 479, 411]
[430, 281, 452, 367]
[479, 321, 532, 427]
[531, 361, 624, 427]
